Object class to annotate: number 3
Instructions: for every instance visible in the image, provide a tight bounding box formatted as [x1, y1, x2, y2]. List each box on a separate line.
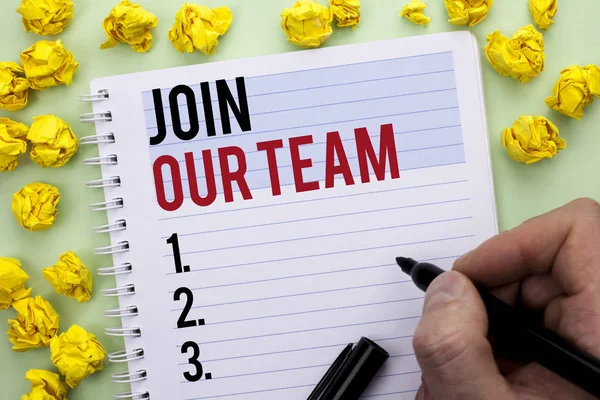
[181, 341, 203, 382]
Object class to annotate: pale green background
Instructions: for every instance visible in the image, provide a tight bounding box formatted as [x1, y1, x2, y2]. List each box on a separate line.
[0, 0, 599, 398]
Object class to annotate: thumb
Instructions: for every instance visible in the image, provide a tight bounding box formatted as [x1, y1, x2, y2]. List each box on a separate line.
[412, 271, 514, 400]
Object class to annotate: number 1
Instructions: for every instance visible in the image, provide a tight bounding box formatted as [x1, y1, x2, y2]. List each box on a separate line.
[167, 233, 190, 273]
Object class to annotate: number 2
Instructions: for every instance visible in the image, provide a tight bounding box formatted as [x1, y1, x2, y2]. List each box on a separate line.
[181, 341, 203, 382]
[174, 287, 196, 329]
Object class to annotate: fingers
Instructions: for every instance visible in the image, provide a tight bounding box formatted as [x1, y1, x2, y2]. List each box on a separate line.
[454, 198, 600, 296]
[506, 363, 599, 400]
[544, 292, 600, 358]
[413, 272, 514, 400]
[520, 274, 562, 310]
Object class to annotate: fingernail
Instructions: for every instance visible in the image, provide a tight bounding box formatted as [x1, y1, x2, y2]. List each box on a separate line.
[423, 272, 464, 313]
[454, 250, 473, 266]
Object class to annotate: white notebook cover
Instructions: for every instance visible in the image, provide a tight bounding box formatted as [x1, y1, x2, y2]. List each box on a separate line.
[88, 31, 497, 399]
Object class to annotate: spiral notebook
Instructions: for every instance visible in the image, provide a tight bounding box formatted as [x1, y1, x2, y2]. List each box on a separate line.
[80, 31, 497, 400]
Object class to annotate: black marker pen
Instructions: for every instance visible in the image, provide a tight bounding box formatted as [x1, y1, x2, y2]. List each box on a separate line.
[397, 257, 600, 398]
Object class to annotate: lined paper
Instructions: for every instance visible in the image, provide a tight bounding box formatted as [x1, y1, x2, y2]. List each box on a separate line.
[91, 32, 497, 400]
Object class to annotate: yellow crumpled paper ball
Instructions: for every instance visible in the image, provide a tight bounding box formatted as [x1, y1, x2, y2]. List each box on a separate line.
[501, 116, 565, 164]
[0, 62, 29, 111]
[17, 0, 74, 36]
[101, 0, 158, 53]
[50, 324, 106, 388]
[7, 296, 60, 351]
[0, 258, 32, 310]
[27, 115, 78, 168]
[330, 0, 360, 28]
[0, 118, 29, 172]
[530, 0, 557, 30]
[485, 25, 545, 83]
[168, 3, 232, 55]
[43, 251, 92, 302]
[21, 369, 68, 400]
[545, 65, 600, 120]
[12, 182, 60, 232]
[281, 0, 333, 49]
[400, 1, 431, 26]
[20, 40, 78, 90]
[444, 0, 493, 26]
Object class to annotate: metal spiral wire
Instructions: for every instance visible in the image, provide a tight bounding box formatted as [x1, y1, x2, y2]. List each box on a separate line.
[82, 89, 149, 398]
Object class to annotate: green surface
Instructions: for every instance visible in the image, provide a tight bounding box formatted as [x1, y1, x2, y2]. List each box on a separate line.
[1, 0, 599, 398]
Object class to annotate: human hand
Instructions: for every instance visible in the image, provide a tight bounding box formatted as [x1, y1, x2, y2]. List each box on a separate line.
[412, 198, 600, 400]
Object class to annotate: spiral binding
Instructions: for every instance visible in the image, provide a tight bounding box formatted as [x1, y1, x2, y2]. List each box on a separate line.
[84, 154, 118, 166]
[82, 89, 149, 399]
[80, 133, 115, 145]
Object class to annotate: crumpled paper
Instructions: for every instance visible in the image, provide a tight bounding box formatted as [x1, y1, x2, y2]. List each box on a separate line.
[0, 118, 29, 172]
[400, 1, 431, 26]
[545, 64, 600, 120]
[12, 182, 60, 232]
[50, 324, 106, 388]
[27, 115, 78, 168]
[330, 0, 360, 28]
[17, 0, 74, 36]
[444, 0, 493, 26]
[101, 0, 158, 53]
[7, 296, 60, 351]
[0, 62, 29, 111]
[281, 0, 333, 49]
[501, 116, 565, 164]
[43, 251, 92, 302]
[530, 0, 557, 30]
[20, 40, 78, 90]
[168, 3, 232, 55]
[21, 369, 68, 400]
[0, 258, 32, 310]
[485, 25, 545, 83]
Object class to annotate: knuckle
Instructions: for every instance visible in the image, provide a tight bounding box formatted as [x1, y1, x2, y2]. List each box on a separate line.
[413, 324, 469, 371]
[570, 198, 600, 216]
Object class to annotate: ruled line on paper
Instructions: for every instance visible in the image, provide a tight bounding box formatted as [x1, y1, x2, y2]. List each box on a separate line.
[173, 254, 460, 292]
[149, 106, 459, 146]
[246, 71, 454, 99]
[178, 264, 395, 291]
[159, 180, 469, 221]
[145, 87, 456, 127]
[192, 340, 414, 364]
[163, 143, 465, 184]
[166, 216, 472, 257]
[180, 382, 420, 399]
[172, 297, 423, 323]
[178, 174, 468, 209]
[171, 124, 463, 164]
[362, 389, 420, 398]
[180, 367, 422, 384]
[143, 50, 453, 95]
[166, 234, 475, 275]
[144, 69, 456, 112]
[242, 50, 452, 80]
[180, 363, 332, 383]
[162, 198, 470, 239]
[179, 281, 411, 310]
[195, 297, 423, 326]
[169, 161, 467, 201]
[177, 315, 421, 347]
[376, 371, 422, 379]
[182, 383, 318, 400]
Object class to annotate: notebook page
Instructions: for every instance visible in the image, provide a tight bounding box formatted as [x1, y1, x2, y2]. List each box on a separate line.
[91, 31, 497, 400]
